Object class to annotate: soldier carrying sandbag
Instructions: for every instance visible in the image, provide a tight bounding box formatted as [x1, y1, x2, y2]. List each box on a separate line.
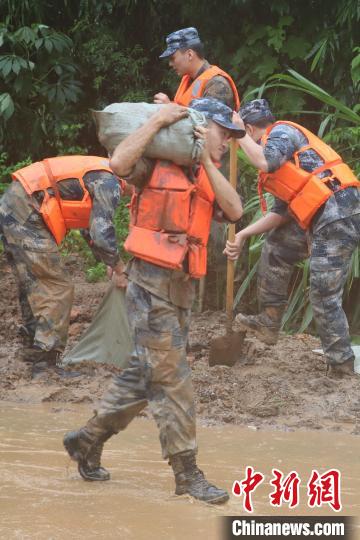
[63, 98, 244, 504]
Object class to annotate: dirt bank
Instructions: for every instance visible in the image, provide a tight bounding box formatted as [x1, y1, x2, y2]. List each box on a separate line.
[1, 253, 360, 435]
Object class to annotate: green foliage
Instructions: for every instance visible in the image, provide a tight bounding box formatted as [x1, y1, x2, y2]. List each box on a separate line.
[258, 69, 360, 129]
[0, 0, 359, 162]
[0, 0, 359, 333]
[86, 262, 106, 283]
[0, 22, 82, 160]
[0, 152, 31, 184]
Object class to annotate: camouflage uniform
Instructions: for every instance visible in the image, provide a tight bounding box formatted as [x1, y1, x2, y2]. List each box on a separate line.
[89, 157, 197, 458]
[85, 94, 245, 458]
[96, 279, 195, 458]
[257, 119, 360, 366]
[0, 170, 121, 353]
[193, 60, 237, 110]
[63, 99, 241, 506]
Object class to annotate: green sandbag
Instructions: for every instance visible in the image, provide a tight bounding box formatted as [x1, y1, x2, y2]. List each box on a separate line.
[92, 102, 207, 166]
[61, 285, 133, 368]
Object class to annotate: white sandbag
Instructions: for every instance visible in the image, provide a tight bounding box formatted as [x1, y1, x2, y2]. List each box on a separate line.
[92, 102, 207, 166]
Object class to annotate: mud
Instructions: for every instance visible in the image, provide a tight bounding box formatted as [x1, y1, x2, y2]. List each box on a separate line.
[1, 253, 360, 436]
[1, 404, 360, 540]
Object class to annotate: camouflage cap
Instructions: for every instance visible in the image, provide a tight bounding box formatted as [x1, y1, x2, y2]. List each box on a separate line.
[190, 98, 246, 138]
[159, 27, 202, 58]
[240, 99, 275, 125]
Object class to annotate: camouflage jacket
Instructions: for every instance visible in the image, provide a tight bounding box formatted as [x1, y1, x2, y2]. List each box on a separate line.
[264, 122, 360, 232]
[0, 170, 121, 267]
[190, 60, 237, 110]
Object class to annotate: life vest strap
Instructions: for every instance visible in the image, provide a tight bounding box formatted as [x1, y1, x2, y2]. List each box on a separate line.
[43, 159, 61, 204]
[312, 159, 342, 177]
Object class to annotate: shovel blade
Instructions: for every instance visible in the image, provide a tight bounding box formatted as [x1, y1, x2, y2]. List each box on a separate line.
[209, 331, 245, 367]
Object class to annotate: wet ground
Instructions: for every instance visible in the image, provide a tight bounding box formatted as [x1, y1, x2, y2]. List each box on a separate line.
[1, 254, 360, 436]
[1, 403, 360, 540]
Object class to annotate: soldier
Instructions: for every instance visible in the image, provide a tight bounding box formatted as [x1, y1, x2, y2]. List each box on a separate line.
[154, 27, 240, 110]
[0, 156, 128, 375]
[224, 99, 360, 376]
[155, 27, 241, 305]
[63, 99, 244, 504]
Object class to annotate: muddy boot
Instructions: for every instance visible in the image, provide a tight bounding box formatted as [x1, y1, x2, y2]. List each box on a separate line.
[63, 417, 113, 481]
[21, 347, 80, 378]
[21, 346, 47, 365]
[21, 347, 60, 377]
[18, 325, 34, 348]
[328, 357, 358, 378]
[170, 451, 229, 504]
[234, 307, 283, 345]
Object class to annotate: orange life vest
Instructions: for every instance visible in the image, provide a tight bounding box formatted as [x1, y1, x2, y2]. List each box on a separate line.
[12, 155, 122, 245]
[258, 121, 360, 229]
[124, 160, 215, 278]
[174, 65, 240, 110]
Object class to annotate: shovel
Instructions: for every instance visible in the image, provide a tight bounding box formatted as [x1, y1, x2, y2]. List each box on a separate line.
[209, 139, 245, 367]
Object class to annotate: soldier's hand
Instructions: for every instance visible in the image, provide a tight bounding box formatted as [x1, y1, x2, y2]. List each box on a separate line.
[154, 103, 188, 127]
[223, 233, 246, 261]
[107, 263, 128, 288]
[194, 125, 211, 164]
[112, 271, 128, 288]
[154, 92, 171, 104]
[232, 111, 245, 133]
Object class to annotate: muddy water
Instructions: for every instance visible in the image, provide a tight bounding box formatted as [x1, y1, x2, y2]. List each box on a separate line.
[0, 403, 359, 540]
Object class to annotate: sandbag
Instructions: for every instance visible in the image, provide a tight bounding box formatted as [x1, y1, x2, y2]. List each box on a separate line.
[92, 102, 207, 166]
[61, 285, 133, 368]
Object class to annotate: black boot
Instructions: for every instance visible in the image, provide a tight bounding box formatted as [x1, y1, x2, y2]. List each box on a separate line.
[21, 346, 59, 365]
[63, 421, 113, 481]
[170, 451, 229, 504]
[21, 347, 60, 377]
[21, 347, 80, 378]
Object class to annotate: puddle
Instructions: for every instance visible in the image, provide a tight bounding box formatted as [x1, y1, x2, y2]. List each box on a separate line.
[0, 403, 359, 539]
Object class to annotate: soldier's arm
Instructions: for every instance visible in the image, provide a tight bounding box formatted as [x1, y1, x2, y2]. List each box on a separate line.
[201, 158, 243, 222]
[233, 113, 301, 173]
[203, 75, 236, 110]
[110, 104, 188, 177]
[83, 171, 122, 269]
[224, 212, 288, 261]
[237, 133, 269, 171]
[263, 126, 301, 172]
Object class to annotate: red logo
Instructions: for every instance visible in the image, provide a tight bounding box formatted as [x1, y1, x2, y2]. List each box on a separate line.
[232, 467, 342, 513]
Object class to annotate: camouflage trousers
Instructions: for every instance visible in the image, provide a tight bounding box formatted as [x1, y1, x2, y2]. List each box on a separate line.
[258, 215, 360, 365]
[94, 280, 196, 460]
[0, 182, 74, 352]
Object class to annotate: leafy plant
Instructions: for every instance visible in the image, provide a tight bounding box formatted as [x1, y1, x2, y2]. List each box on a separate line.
[0, 23, 82, 161]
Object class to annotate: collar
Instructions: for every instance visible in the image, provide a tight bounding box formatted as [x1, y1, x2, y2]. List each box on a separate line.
[192, 60, 210, 81]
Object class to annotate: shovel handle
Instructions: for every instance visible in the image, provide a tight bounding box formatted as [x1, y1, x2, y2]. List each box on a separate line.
[226, 139, 237, 321]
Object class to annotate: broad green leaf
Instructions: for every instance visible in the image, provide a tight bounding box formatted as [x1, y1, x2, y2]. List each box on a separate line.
[44, 38, 53, 53]
[0, 93, 14, 120]
[14, 26, 36, 44]
[2, 58, 13, 77]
